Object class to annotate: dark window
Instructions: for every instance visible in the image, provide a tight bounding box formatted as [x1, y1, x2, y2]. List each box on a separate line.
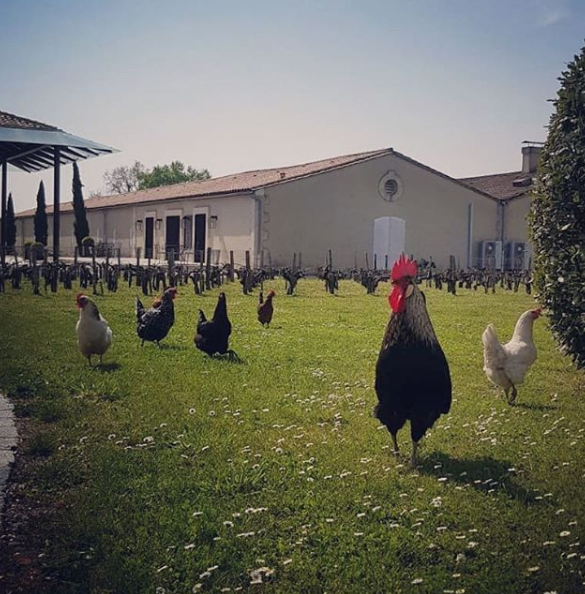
[194, 214, 206, 263]
[145, 217, 154, 259]
[165, 216, 180, 260]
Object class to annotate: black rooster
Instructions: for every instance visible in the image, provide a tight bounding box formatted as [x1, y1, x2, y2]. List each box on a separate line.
[374, 255, 451, 467]
[136, 287, 177, 347]
[194, 292, 234, 356]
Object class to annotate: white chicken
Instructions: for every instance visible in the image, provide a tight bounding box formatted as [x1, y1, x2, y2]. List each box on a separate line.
[76, 293, 113, 365]
[482, 308, 542, 404]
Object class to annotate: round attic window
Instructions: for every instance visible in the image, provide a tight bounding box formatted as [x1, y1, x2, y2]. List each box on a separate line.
[378, 171, 403, 202]
[384, 179, 398, 197]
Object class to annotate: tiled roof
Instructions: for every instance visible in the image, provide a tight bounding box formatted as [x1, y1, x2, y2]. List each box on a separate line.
[16, 149, 390, 217]
[16, 146, 522, 218]
[0, 110, 61, 132]
[459, 171, 533, 201]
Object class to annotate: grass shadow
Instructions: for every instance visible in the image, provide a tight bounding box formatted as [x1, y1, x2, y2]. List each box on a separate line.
[159, 344, 187, 351]
[419, 451, 538, 505]
[213, 351, 246, 364]
[514, 402, 558, 411]
[95, 362, 121, 373]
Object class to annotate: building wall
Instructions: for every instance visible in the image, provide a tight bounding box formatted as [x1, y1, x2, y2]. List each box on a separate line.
[131, 194, 256, 264]
[262, 154, 499, 268]
[16, 157, 517, 270]
[16, 194, 257, 263]
[504, 195, 533, 267]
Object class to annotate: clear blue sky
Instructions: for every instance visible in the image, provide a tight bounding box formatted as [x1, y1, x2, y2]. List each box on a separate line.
[1, 0, 583, 211]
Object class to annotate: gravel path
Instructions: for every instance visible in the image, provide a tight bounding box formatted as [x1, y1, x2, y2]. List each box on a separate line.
[0, 395, 16, 528]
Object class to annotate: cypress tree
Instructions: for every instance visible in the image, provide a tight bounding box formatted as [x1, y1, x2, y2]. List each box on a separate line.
[34, 181, 48, 245]
[5, 193, 16, 250]
[72, 162, 90, 249]
[530, 43, 585, 369]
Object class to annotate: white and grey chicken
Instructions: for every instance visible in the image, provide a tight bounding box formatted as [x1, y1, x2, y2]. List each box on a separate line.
[76, 293, 113, 365]
[482, 308, 542, 404]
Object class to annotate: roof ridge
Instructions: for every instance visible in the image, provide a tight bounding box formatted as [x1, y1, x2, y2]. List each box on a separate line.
[459, 170, 523, 181]
[78, 148, 391, 205]
[0, 109, 62, 132]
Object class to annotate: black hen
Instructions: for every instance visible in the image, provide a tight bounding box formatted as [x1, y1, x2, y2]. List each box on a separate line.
[374, 255, 451, 467]
[136, 287, 177, 347]
[194, 292, 233, 356]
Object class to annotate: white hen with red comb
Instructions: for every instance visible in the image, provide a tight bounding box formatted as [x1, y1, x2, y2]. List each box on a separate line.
[76, 294, 113, 365]
[482, 308, 541, 404]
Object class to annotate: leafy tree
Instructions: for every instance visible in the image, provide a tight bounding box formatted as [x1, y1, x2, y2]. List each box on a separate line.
[72, 162, 90, 249]
[5, 193, 16, 250]
[104, 161, 145, 194]
[531, 43, 585, 369]
[138, 161, 211, 189]
[34, 181, 48, 245]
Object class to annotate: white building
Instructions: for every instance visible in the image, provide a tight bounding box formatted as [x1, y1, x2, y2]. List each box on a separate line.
[16, 145, 538, 269]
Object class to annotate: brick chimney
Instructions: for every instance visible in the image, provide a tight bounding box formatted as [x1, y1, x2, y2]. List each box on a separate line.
[521, 142, 543, 173]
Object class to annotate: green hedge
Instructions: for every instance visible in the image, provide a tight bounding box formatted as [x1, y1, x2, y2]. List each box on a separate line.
[531, 44, 585, 369]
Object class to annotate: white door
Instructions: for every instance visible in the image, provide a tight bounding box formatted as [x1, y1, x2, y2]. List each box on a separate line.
[373, 217, 406, 270]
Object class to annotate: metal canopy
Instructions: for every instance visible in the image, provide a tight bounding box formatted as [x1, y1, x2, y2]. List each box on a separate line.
[0, 127, 118, 172]
[0, 110, 118, 264]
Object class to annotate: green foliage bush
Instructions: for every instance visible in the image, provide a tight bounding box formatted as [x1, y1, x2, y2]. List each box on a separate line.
[30, 241, 46, 259]
[34, 180, 48, 246]
[531, 44, 585, 369]
[73, 162, 90, 249]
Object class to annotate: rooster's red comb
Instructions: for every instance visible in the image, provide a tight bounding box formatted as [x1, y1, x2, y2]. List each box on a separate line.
[391, 254, 418, 282]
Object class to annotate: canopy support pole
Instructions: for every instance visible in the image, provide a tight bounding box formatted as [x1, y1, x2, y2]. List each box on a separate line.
[1, 160, 7, 266]
[53, 147, 60, 262]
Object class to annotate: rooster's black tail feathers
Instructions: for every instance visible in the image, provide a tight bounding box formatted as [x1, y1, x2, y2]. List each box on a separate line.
[136, 297, 145, 322]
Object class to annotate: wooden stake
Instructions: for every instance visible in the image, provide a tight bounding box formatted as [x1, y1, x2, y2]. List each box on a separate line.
[206, 247, 212, 290]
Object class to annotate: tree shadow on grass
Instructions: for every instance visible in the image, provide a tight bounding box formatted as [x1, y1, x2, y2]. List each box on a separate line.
[419, 452, 538, 505]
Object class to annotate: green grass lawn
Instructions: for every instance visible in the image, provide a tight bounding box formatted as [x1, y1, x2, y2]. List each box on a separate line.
[0, 279, 584, 594]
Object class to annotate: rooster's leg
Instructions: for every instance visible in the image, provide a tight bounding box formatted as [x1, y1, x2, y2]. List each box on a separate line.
[141, 339, 144, 347]
[87, 355, 92, 367]
[156, 340, 161, 349]
[410, 440, 419, 468]
[391, 433, 399, 456]
[508, 385, 518, 405]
